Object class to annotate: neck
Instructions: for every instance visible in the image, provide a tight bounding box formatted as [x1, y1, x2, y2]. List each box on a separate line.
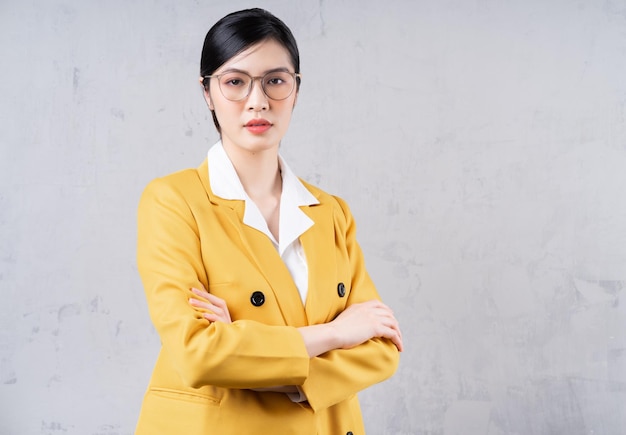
[222, 141, 282, 200]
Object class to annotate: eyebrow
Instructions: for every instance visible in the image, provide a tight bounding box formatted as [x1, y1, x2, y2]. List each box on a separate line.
[217, 67, 292, 75]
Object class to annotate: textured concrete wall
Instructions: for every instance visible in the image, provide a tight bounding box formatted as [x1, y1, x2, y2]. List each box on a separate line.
[1, 0, 625, 434]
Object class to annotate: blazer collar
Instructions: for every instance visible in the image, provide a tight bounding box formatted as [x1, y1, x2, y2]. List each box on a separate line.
[205, 141, 319, 256]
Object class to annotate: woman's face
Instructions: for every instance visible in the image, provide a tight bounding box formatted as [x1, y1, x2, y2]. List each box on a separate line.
[202, 39, 298, 155]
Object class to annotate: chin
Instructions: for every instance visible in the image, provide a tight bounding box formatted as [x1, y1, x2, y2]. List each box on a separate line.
[225, 135, 280, 154]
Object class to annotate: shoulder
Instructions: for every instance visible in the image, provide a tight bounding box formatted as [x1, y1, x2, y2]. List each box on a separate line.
[139, 167, 204, 212]
[143, 168, 200, 194]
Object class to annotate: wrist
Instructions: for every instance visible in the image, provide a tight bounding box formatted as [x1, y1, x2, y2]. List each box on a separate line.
[298, 322, 342, 357]
[325, 321, 343, 350]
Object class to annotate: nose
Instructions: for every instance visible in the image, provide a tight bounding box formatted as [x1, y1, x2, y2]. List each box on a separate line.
[246, 78, 268, 111]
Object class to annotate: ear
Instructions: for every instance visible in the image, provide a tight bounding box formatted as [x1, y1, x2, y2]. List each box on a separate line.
[199, 77, 214, 110]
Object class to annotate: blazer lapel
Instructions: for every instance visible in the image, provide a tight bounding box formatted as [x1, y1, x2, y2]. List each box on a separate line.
[300, 203, 338, 325]
[195, 160, 308, 327]
[239, 225, 308, 327]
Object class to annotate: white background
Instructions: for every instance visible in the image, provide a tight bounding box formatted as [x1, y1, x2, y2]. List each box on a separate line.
[1, 0, 625, 434]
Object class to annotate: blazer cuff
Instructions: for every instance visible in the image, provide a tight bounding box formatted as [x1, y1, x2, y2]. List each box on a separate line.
[286, 386, 307, 403]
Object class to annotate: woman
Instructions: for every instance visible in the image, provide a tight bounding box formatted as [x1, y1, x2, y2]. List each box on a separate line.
[136, 8, 403, 435]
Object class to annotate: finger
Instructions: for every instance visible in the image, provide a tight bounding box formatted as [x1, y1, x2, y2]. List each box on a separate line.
[203, 293, 231, 322]
[189, 297, 208, 309]
[189, 298, 225, 317]
[204, 292, 227, 307]
[191, 287, 210, 298]
[395, 331, 404, 351]
[389, 324, 403, 351]
[190, 289, 229, 314]
[189, 297, 216, 310]
[193, 302, 227, 321]
[383, 327, 403, 352]
[393, 335, 404, 352]
[371, 315, 403, 350]
[203, 312, 229, 323]
[385, 319, 403, 341]
[203, 312, 219, 322]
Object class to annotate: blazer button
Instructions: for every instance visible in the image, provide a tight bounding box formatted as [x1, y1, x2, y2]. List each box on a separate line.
[250, 291, 265, 307]
[337, 282, 346, 297]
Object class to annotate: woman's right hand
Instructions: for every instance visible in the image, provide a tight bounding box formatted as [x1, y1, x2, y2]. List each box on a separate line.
[189, 287, 232, 324]
[331, 300, 403, 352]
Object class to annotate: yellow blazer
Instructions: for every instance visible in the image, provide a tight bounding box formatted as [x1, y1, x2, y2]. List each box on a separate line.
[135, 159, 399, 435]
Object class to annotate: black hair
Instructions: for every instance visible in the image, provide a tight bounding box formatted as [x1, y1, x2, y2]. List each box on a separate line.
[200, 8, 301, 132]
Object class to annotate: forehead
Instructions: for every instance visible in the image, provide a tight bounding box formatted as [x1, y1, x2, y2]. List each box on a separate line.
[216, 39, 293, 74]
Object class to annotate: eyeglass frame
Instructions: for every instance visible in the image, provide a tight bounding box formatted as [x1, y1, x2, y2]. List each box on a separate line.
[202, 69, 302, 102]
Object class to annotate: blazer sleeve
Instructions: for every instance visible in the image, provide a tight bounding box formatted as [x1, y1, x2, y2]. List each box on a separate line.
[137, 174, 310, 389]
[299, 195, 400, 412]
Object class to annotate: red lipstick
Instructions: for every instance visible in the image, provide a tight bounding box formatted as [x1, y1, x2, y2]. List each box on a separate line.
[245, 118, 272, 134]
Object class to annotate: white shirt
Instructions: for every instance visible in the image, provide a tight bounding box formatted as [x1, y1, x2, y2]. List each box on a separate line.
[207, 142, 319, 305]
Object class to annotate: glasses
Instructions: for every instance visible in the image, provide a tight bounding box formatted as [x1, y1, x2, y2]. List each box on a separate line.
[204, 70, 301, 101]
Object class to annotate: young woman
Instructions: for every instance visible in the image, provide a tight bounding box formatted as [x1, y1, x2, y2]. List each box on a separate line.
[136, 8, 403, 435]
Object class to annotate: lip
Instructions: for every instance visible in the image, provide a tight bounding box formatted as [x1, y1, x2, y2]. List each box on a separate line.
[245, 118, 272, 134]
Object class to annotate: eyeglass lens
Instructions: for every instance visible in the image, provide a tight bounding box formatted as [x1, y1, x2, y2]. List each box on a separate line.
[216, 71, 296, 101]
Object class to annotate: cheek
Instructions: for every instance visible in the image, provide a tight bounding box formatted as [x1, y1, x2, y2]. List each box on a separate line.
[212, 105, 247, 136]
[276, 99, 297, 119]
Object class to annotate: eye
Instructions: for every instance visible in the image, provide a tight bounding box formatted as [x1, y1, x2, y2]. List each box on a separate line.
[265, 73, 292, 87]
[221, 74, 248, 87]
[265, 77, 285, 86]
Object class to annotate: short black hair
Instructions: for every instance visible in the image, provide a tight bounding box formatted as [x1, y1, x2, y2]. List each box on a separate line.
[200, 8, 301, 132]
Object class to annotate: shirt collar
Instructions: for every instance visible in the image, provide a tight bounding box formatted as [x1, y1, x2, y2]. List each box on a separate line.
[207, 141, 319, 255]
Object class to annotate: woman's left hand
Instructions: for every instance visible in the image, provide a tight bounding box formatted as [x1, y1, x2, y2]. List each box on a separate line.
[189, 287, 232, 323]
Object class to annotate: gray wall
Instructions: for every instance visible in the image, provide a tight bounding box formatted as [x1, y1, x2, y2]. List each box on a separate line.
[1, 0, 625, 434]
